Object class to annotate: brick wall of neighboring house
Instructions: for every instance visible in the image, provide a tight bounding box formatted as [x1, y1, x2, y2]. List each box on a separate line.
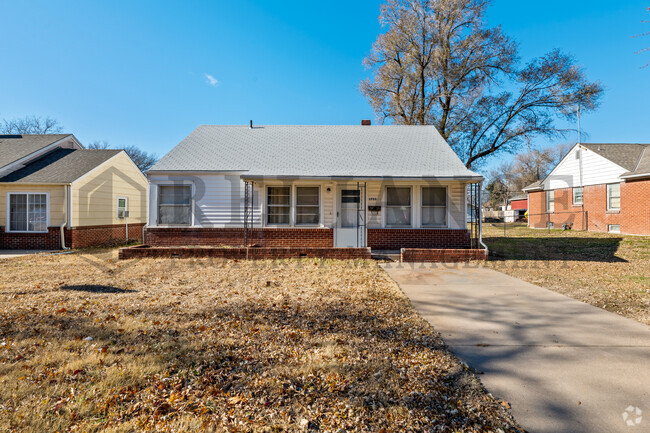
[0, 226, 63, 250]
[401, 248, 488, 262]
[620, 179, 650, 235]
[0, 224, 145, 250]
[145, 227, 335, 248]
[119, 245, 371, 260]
[367, 229, 471, 250]
[68, 223, 146, 248]
[527, 179, 650, 235]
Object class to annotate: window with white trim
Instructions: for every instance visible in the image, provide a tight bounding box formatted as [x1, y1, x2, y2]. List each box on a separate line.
[546, 190, 555, 212]
[386, 187, 411, 226]
[421, 187, 447, 227]
[117, 197, 128, 218]
[573, 187, 583, 205]
[267, 186, 290, 225]
[607, 183, 620, 210]
[158, 185, 191, 225]
[8, 193, 48, 232]
[295, 187, 319, 225]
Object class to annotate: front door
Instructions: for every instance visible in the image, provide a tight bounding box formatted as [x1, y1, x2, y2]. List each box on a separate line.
[335, 187, 366, 247]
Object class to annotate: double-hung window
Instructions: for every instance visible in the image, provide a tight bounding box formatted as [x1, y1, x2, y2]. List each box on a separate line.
[267, 186, 290, 225]
[607, 183, 620, 211]
[573, 187, 583, 205]
[295, 187, 319, 225]
[158, 185, 192, 225]
[421, 187, 447, 227]
[546, 190, 555, 212]
[8, 193, 48, 232]
[386, 187, 411, 226]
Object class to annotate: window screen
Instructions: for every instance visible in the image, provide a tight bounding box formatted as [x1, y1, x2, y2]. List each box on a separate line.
[267, 186, 290, 225]
[296, 187, 319, 225]
[607, 183, 620, 210]
[386, 187, 411, 226]
[158, 186, 191, 225]
[422, 187, 446, 227]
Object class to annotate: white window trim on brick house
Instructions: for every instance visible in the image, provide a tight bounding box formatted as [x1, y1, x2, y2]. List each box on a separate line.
[5, 192, 50, 233]
[607, 183, 621, 211]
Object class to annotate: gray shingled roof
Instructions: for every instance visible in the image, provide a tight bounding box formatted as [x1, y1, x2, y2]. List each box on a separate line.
[522, 180, 543, 191]
[0, 148, 122, 183]
[0, 134, 72, 168]
[582, 143, 648, 172]
[627, 147, 650, 177]
[150, 125, 482, 179]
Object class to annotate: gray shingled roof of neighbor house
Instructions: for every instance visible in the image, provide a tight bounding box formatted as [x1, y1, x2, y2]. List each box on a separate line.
[149, 125, 483, 180]
[0, 134, 72, 168]
[581, 143, 649, 172]
[0, 148, 122, 183]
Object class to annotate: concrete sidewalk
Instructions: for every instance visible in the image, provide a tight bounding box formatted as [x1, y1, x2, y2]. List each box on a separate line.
[381, 263, 650, 433]
[0, 250, 53, 260]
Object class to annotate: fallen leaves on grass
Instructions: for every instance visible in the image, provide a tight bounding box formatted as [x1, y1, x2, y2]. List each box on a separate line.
[0, 251, 522, 432]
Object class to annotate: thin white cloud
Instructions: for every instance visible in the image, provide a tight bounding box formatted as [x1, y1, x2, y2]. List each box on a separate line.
[204, 73, 219, 87]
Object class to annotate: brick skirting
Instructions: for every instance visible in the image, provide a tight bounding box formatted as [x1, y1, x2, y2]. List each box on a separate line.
[401, 248, 488, 262]
[367, 229, 471, 249]
[0, 223, 145, 250]
[119, 245, 371, 260]
[145, 227, 334, 248]
[0, 226, 63, 250]
[68, 223, 145, 248]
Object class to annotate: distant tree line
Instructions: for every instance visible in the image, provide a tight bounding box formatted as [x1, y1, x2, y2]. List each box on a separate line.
[1, 115, 157, 172]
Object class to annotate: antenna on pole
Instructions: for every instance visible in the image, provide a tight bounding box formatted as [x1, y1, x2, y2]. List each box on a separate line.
[576, 104, 581, 144]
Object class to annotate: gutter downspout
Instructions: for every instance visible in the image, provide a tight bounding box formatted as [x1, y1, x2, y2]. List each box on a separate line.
[478, 182, 488, 254]
[60, 185, 70, 250]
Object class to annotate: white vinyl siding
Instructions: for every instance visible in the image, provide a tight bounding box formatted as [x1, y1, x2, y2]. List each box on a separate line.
[544, 145, 628, 190]
[7, 193, 48, 232]
[607, 183, 621, 211]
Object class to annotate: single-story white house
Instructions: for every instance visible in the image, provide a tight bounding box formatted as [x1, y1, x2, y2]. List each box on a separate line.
[144, 123, 484, 251]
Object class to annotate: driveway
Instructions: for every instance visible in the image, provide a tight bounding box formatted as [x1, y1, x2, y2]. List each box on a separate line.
[381, 263, 650, 433]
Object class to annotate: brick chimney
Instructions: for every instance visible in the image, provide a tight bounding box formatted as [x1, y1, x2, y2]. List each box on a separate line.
[361, 119, 371, 126]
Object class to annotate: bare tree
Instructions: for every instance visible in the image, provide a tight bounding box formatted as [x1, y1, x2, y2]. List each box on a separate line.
[0, 116, 63, 134]
[87, 140, 158, 172]
[361, 0, 603, 168]
[633, 7, 650, 68]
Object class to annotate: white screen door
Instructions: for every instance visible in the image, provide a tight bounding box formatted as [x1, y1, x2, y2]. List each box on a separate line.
[335, 187, 366, 247]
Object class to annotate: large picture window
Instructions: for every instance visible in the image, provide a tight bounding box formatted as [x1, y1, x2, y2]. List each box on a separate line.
[8, 193, 48, 232]
[296, 187, 319, 225]
[546, 190, 555, 212]
[158, 185, 192, 225]
[421, 187, 447, 227]
[267, 186, 290, 225]
[607, 183, 620, 210]
[386, 187, 411, 226]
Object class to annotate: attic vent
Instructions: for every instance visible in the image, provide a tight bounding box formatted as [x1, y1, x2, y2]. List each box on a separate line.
[575, 150, 581, 159]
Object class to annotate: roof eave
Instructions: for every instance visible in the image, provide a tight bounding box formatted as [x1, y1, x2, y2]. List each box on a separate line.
[240, 174, 484, 182]
[620, 172, 650, 180]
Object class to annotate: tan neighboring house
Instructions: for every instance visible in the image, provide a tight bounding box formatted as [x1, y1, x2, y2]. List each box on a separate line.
[0, 134, 148, 249]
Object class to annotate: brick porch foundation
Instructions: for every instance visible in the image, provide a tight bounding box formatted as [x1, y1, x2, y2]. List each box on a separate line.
[367, 229, 471, 249]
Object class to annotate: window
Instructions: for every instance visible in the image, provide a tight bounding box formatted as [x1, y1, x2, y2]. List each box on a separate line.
[158, 185, 191, 225]
[386, 187, 411, 226]
[573, 187, 583, 205]
[608, 224, 621, 233]
[267, 186, 290, 225]
[8, 193, 48, 232]
[607, 183, 620, 210]
[117, 197, 128, 218]
[422, 187, 447, 227]
[296, 187, 319, 225]
[546, 190, 555, 212]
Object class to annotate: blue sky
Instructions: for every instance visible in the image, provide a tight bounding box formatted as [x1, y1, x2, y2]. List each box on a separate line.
[0, 1, 647, 174]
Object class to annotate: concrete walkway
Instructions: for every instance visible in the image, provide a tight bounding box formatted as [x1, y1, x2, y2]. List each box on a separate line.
[0, 250, 53, 260]
[381, 263, 650, 433]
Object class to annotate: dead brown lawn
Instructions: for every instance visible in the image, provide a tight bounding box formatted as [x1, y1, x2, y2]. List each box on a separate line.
[0, 250, 520, 432]
[483, 223, 650, 325]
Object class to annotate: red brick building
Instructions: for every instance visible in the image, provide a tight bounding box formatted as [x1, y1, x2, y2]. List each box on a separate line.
[524, 143, 650, 235]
